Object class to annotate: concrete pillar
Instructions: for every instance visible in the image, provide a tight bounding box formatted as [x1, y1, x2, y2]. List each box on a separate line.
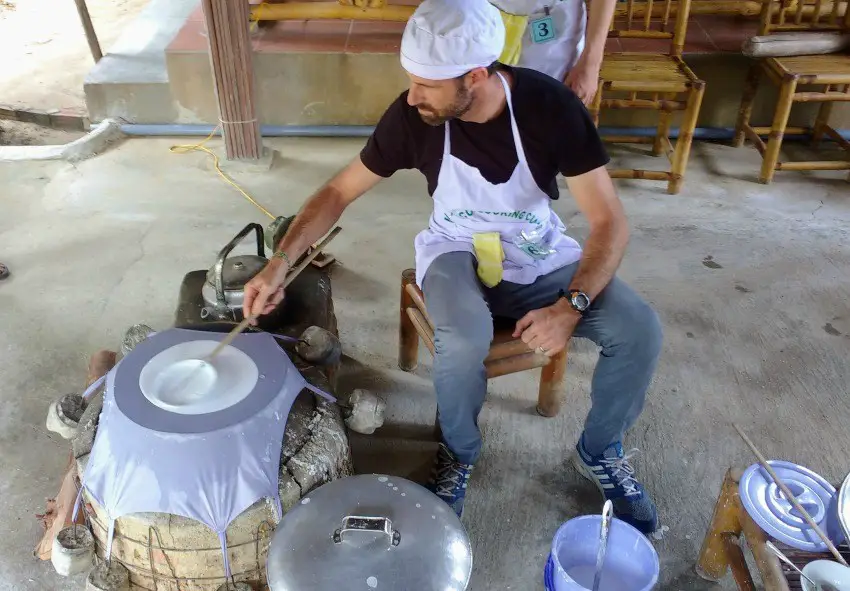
[201, 0, 263, 161]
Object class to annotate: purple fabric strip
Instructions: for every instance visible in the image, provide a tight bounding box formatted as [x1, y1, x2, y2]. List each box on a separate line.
[71, 486, 83, 523]
[266, 332, 298, 343]
[106, 520, 115, 561]
[218, 531, 232, 579]
[82, 373, 108, 400]
[304, 382, 337, 403]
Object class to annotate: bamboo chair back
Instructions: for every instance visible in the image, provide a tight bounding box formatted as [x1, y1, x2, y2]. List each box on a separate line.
[758, 0, 850, 34]
[609, 0, 694, 56]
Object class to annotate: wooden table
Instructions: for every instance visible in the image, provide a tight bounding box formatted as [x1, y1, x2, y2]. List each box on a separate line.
[697, 468, 850, 590]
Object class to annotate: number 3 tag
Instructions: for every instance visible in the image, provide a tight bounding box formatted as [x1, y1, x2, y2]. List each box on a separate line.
[530, 15, 556, 44]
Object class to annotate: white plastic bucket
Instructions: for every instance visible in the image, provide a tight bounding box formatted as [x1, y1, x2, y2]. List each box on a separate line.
[544, 515, 659, 591]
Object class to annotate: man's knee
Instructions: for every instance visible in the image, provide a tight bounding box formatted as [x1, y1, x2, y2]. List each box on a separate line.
[434, 320, 493, 366]
[624, 300, 663, 363]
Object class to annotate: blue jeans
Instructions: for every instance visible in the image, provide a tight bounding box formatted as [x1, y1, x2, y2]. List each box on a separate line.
[422, 252, 663, 464]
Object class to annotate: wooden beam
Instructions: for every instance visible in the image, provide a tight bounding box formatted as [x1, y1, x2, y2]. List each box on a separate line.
[202, 0, 263, 161]
[252, 2, 415, 22]
[73, 0, 103, 63]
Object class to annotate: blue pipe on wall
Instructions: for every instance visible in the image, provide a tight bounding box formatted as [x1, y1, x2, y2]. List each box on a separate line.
[118, 123, 850, 141]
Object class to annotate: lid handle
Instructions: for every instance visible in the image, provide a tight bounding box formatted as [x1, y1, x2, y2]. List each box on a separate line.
[333, 516, 401, 547]
[213, 223, 266, 313]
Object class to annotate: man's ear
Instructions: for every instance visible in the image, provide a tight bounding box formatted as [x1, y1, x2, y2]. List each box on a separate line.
[466, 66, 491, 87]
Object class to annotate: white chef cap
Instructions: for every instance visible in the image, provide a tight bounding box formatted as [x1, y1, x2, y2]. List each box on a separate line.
[400, 0, 506, 81]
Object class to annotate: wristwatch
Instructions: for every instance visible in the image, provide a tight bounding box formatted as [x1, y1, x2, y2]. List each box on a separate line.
[559, 289, 591, 315]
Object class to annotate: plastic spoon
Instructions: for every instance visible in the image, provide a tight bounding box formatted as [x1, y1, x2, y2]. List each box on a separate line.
[766, 541, 820, 590]
[592, 500, 614, 591]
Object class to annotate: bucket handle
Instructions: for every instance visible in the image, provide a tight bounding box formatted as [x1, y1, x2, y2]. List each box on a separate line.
[333, 516, 401, 547]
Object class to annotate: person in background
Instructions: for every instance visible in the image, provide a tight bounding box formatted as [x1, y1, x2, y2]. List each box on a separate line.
[244, 0, 661, 535]
[494, 0, 616, 105]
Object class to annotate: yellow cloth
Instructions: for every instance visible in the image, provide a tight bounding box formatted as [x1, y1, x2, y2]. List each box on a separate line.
[498, 10, 528, 65]
[472, 232, 505, 287]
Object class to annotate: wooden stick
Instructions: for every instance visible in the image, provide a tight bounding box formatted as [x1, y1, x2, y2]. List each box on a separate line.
[732, 423, 849, 566]
[777, 160, 850, 171]
[73, 0, 103, 62]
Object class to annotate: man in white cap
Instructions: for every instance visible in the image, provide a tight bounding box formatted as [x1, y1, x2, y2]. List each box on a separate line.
[244, 0, 661, 534]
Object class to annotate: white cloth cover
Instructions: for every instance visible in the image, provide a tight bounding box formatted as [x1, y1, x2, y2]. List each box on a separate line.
[401, 0, 506, 80]
[82, 328, 309, 576]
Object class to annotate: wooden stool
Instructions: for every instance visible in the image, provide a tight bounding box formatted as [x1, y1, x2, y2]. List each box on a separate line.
[397, 269, 569, 422]
[696, 467, 850, 589]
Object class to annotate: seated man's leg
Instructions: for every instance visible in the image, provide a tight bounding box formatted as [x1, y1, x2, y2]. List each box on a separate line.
[422, 251, 493, 517]
[570, 276, 663, 534]
[493, 266, 663, 533]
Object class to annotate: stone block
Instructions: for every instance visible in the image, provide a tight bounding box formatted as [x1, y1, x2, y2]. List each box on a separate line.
[16, 109, 52, 126]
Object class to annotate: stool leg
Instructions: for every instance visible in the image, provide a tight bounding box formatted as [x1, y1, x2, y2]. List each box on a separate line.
[536, 348, 567, 418]
[399, 269, 419, 372]
[739, 504, 789, 590]
[724, 535, 757, 591]
[760, 75, 798, 185]
[696, 468, 743, 582]
[811, 87, 837, 147]
[734, 64, 761, 148]
[668, 81, 705, 195]
[589, 80, 603, 128]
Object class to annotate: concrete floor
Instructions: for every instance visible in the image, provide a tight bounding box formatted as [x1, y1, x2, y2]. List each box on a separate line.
[1, 135, 848, 591]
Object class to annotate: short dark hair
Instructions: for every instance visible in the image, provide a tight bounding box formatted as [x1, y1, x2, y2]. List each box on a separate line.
[455, 61, 505, 83]
[485, 61, 505, 76]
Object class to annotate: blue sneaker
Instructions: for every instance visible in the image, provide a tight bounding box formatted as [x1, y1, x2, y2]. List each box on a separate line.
[427, 443, 474, 518]
[572, 434, 658, 535]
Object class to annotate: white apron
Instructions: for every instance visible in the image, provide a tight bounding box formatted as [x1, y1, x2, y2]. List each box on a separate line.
[413, 73, 583, 288]
[516, 0, 587, 81]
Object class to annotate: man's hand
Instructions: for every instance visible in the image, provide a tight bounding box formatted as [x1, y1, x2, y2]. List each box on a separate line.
[242, 259, 289, 324]
[512, 299, 580, 357]
[564, 57, 600, 106]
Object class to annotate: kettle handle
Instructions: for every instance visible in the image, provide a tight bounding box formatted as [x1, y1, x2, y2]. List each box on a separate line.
[333, 516, 401, 547]
[213, 223, 266, 309]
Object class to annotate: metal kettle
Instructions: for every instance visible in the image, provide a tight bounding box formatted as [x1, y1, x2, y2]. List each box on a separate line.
[201, 223, 268, 321]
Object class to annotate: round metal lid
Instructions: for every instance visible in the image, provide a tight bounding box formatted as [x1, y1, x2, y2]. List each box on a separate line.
[740, 460, 844, 552]
[267, 474, 472, 591]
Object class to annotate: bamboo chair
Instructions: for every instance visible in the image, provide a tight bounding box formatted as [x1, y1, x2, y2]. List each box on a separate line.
[589, 0, 706, 195]
[252, 0, 414, 23]
[397, 269, 569, 433]
[734, 0, 850, 183]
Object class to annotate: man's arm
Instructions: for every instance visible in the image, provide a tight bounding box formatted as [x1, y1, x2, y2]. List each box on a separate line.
[561, 164, 628, 301]
[564, 0, 616, 104]
[513, 165, 627, 355]
[243, 157, 382, 319]
[275, 158, 381, 262]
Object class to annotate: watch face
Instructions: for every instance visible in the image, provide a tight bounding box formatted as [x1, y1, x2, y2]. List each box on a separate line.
[571, 291, 590, 311]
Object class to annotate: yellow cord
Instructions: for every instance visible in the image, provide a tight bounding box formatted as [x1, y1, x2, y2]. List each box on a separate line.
[169, 126, 276, 220]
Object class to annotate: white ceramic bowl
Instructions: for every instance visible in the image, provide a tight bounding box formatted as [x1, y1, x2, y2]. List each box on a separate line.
[801, 560, 850, 591]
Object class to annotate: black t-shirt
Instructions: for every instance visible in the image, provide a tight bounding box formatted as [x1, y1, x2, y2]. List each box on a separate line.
[360, 66, 609, 200]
